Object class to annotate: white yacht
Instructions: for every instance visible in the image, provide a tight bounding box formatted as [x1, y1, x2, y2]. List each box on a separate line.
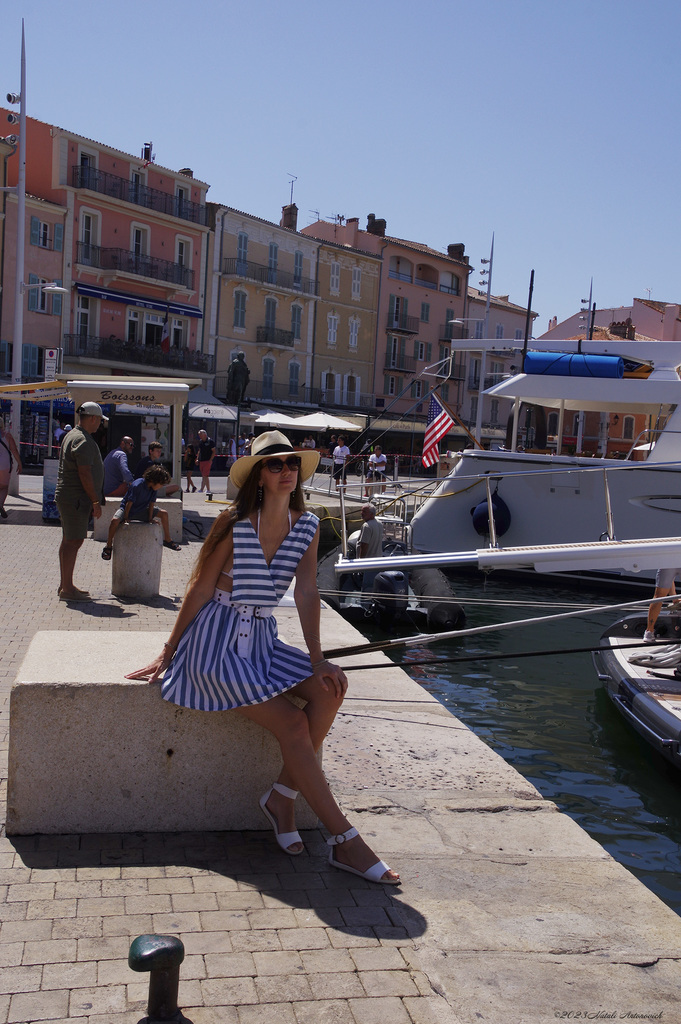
[408, 338, 681, 583]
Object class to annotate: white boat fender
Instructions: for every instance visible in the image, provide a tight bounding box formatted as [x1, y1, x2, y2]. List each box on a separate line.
[471, 491, 511, 538]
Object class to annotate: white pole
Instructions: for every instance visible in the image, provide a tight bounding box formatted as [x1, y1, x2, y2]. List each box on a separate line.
[474, 233, 494, 444]
[8, 23, 26, 496]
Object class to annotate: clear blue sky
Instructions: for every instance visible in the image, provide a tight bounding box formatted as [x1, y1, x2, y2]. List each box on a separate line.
[7, 0, 681, 333]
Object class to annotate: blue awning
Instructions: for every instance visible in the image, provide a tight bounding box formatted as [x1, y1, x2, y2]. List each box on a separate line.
[75, 283, 203, 319]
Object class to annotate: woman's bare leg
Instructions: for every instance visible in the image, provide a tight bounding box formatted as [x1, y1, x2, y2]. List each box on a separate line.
[236, 693, 398, 880]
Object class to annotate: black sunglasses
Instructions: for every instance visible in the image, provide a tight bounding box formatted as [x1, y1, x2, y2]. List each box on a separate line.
[264, 456, 301, 473]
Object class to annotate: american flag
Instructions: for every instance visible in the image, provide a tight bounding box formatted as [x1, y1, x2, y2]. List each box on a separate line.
[422, 394, 454, 467]
[160, 311, 170, 355]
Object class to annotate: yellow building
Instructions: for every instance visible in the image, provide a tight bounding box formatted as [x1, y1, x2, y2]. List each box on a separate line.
[312, 239, 380, 411]
[208, 204, 320, 408]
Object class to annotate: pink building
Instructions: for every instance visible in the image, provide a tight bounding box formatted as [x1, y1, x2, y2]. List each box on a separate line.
[0, 113, 211, 385]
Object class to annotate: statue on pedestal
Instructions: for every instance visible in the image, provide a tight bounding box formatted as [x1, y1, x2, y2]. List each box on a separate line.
[226, 353, 250, 406]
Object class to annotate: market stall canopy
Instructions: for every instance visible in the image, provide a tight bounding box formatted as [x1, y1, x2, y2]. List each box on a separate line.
[187, 386, 237, 421]
[249, 409, 301, 427]
[290, 412, 362, 431]
[0, 380, 70, 401]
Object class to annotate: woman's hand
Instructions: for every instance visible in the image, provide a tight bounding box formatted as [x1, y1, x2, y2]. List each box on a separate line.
[312, 659, 348, 700]
[125, 651, 170, 684]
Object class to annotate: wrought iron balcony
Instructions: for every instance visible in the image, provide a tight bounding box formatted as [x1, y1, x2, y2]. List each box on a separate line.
[63, 333, 214, 374]
[386, 312, 419, 334]
[72, 166, 208, 225]
[440, 322, 468, 341]
[76, 242, 193, 289]
[384, 348, 417, 374]
[213, 377, 374, 410]
[256, 325, 295, 348]
[223, 257, 318, 296]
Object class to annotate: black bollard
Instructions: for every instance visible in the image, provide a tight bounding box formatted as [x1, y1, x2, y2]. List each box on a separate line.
[129, 934, 185, 1023]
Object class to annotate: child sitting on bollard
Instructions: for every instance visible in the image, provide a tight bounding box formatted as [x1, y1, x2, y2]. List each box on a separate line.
[102, 466, 181, 560]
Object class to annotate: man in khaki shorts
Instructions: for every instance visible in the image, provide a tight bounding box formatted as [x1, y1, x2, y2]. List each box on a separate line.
[55, 402, 107, 601]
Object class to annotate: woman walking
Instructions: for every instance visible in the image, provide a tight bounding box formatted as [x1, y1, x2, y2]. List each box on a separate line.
[127, 430, 398, 884]
[183, 444, 197, 492]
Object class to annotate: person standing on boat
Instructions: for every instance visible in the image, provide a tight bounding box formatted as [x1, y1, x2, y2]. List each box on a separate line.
[644, 568, 681, 642]
[358, 503, 383, 594]
[125, 430, 399, 885]
[333, 435, 350, 489]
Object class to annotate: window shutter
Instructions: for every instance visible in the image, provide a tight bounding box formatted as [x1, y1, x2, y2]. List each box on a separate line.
[413, 340, 419, 359]
[384, 374, 390, 395]
[30, 217, 40, 246]
[52, 280, 63, 316]
[426, 343, 432, 361]
[403, 297, 408, 315]
[400, 338, 406, 360]
[27, 273, 39, 311]
[397, 376, 403, 393]
[54, 224, 63, 252]
[388, 294, 395, 322]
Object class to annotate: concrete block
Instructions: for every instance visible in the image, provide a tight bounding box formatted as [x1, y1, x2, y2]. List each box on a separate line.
[111, 521, 163, 599]
[93, 498, 183, 543]
[7, 631, 319, 835]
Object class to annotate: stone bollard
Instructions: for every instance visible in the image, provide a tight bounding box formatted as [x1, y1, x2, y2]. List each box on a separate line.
[129, 934, 185, 1023]
[111, 521, 163, 599]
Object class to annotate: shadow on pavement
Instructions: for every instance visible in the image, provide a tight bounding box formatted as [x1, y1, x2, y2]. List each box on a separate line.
[9, 830, 426, 939]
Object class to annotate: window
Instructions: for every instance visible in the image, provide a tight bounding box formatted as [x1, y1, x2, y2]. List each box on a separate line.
[132, 226, 149, 257]
[265, 297, 277, 330]
[30, 217, 50, 249]
[171, 319, 185, 348]
[548, 412, 558, 435]
[327, 313, 338, 346]
[348, 317, 359, 349]
[294, 250, 303, 287]
[77, 295, 91, 337]
[127, 309, 139, 344]
[470, 396, 478, 423]
[515, 328, 523, 340]
[262, 358, 274, 399]
[237, 232, 248, 274]
[330, 261, 340, 293]
[351, 267, 361, 299]
[234, 291, 246, 329]
[421, 302, 430, 323]
[470, 357, 480, 388]
[474, 321, 484, 340]
[130, 171, 143, 203]
[289, 362, 300, 396]
[441, 382, 450, 402]
[495, 324, 504, 339]
[79, 211, 97, 265]
[144, 313, 163, 348]
[291, 304, 302, 340]
[27, 274, 47, 313]
[386, 375, 397, 396]
[439, 271, 460, 295]
[322, 371, 336, 399]
[490, 399, 499, 424]
[176, 238, 189, 267]
[268, 243, 278, 284]
[411, 380, 424, 399]
[415, 341, 432, 362]
[623, 416, 635, 440]
[345, 374, 358, 405]
[175, 185, 188, 217]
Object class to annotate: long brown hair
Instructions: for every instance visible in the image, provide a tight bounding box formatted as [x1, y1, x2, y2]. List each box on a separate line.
[188, 459, 307, 586]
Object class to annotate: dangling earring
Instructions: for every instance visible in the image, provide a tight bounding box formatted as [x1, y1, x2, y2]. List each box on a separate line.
[257, 485, 263, 505]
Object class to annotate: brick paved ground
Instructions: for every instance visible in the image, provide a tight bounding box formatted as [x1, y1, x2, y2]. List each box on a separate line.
[0, 482, 458, 1024]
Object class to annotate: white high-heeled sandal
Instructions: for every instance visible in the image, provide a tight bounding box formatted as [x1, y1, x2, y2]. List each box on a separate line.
[327, 826, 399, 885]
[259, 782, 304, 855]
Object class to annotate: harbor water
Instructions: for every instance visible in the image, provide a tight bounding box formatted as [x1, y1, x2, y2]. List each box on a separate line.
[376, 573, 681, 917]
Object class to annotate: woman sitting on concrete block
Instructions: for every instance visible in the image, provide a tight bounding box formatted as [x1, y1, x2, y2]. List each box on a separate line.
[126, 430, 399, 885]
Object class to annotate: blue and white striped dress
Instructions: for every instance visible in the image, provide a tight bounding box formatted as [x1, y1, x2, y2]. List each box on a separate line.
[161, 511, 319, 711]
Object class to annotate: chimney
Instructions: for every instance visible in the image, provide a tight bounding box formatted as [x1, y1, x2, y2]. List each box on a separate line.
[447, 243, 465, 260]
[366, 213, 386, 237]
[280, 204, 298, 230]
[178, 167, 194, 178]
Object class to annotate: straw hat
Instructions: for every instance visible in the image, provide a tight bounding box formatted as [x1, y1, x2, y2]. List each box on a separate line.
[229, 430, 319, 489]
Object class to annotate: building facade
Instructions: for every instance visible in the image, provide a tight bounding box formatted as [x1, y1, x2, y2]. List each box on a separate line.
[209, 204, 320, 410]
[0, 112, 211, 386]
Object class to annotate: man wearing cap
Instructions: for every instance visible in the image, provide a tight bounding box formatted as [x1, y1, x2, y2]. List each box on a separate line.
[55, 402, 107, 601]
